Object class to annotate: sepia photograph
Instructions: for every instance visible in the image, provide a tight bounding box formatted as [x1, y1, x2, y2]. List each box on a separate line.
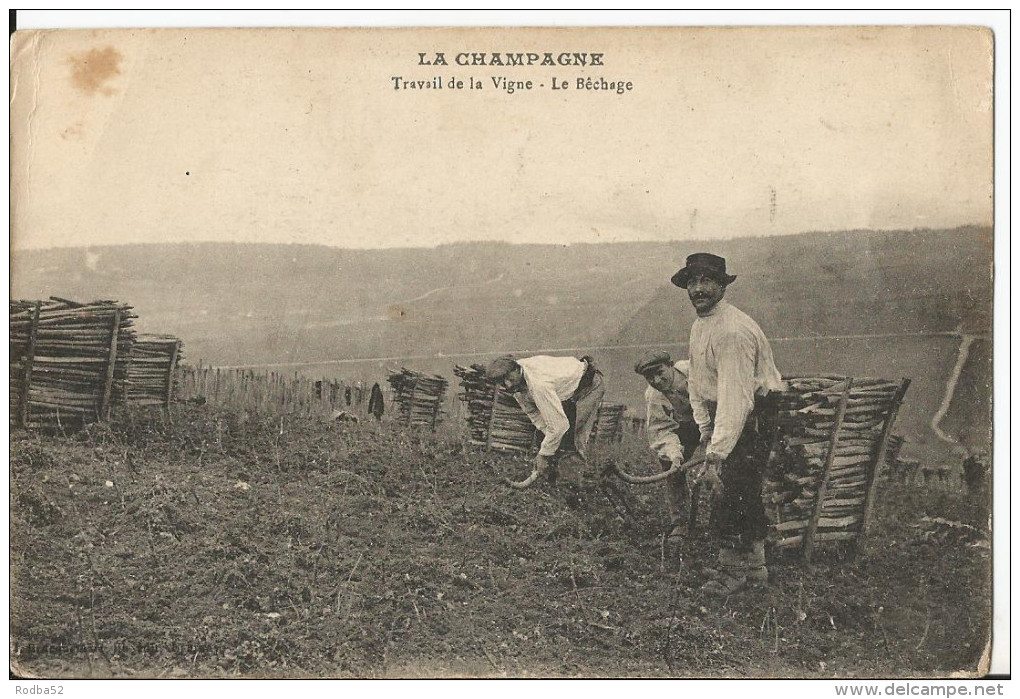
[8, 11, 1006, 686]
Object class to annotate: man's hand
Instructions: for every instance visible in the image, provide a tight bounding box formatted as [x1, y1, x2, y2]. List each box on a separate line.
[699, 452, 724, 496]
[534, 453, 560, 485]
[683, 443, 708, 478]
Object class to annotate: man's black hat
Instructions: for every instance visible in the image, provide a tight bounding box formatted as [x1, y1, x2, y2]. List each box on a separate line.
[670, 252, 738, 289]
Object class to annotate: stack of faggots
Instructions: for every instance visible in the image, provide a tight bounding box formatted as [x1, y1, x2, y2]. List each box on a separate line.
[10, 298, 137, 429]
[764, 375, 910, 557]
[125, 335, 183, 406]
[593, 403, 626, 444]
[454, 364, 497, 444]
[454, 364, 537, 452]
[386, 368, 448, 430]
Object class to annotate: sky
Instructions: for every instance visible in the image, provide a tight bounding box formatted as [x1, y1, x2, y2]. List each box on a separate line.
[9, 14, 996, 251]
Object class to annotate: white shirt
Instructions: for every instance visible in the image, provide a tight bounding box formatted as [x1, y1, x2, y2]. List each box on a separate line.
[688, 299, 784, 459]
[512, 355, 585, 456]
[645, 361, 697, 464]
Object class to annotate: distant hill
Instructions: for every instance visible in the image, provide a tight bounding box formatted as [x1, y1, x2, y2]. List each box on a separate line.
[11, 240, 681, 365]
[10, 226, 993, 462]
[610, 226, 992, 346]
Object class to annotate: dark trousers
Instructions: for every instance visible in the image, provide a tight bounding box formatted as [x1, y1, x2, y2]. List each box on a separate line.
[556, 399, 578, 454]
[659, 422, 702, 523]
[711, 397, 776, 547]
[678, 423, 702, 462]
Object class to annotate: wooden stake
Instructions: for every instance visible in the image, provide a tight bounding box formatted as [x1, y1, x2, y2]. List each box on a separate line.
[859, 378, 912, 552]
[164, 340, 181, 408]
[17, 301, 41, 428]
[430, 380, 440, 432]
[100, 308, 122, 419]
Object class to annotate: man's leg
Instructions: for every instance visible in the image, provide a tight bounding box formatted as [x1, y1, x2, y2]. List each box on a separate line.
[559, 399, 578, 454]
[703, 419, 769, 593]
[548, 373, 605, 488]
[572, 373, 605, 462]
[719, 443, 769, 545]
[677, 424, 703, 532]
[554, 399, 580, 484]
[661, 458, 689, 530]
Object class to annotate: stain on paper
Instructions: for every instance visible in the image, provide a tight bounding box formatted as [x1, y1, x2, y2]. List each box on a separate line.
[60, 122, 85, 141]
[68, 46, 122, 95]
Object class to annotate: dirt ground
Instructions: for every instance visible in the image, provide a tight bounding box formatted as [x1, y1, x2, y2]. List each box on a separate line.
[9, 406, 992, 678]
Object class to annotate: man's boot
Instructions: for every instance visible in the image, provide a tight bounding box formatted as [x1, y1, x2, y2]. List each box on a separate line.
[557, 452, 585, 487]
[702, 539, 768, 595]
[747, 539, 768, 581]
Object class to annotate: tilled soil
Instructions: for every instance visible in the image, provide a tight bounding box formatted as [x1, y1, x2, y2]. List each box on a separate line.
[9, 406, 992, 678]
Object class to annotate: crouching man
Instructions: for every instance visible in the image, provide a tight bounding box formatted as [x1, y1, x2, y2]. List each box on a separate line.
[486, 354, 605, 485]
[634, 351, 702, 535]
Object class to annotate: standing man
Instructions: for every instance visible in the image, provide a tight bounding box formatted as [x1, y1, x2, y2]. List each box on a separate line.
[486, 354, 605, 485]
[672, 253, 784, 595]
[368, 382, 385, 421]
[634, 351, 702, 534]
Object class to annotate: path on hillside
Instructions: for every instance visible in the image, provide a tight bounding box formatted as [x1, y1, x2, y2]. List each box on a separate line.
[930, 333, 978, 451]
[394, 272, 507, 305]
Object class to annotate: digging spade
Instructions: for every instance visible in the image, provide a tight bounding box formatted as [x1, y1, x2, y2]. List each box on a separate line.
[506, 453, 559, 489]
[610, 452, 706, 485]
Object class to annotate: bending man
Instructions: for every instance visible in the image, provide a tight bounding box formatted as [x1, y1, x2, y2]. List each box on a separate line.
[486, 354, 605, 484]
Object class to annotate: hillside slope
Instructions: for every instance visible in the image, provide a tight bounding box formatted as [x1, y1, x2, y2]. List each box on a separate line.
[11, 227, 993, 459]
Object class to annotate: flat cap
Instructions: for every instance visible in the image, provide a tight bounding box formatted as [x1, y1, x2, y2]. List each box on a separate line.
[634, 350, 673, 376]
